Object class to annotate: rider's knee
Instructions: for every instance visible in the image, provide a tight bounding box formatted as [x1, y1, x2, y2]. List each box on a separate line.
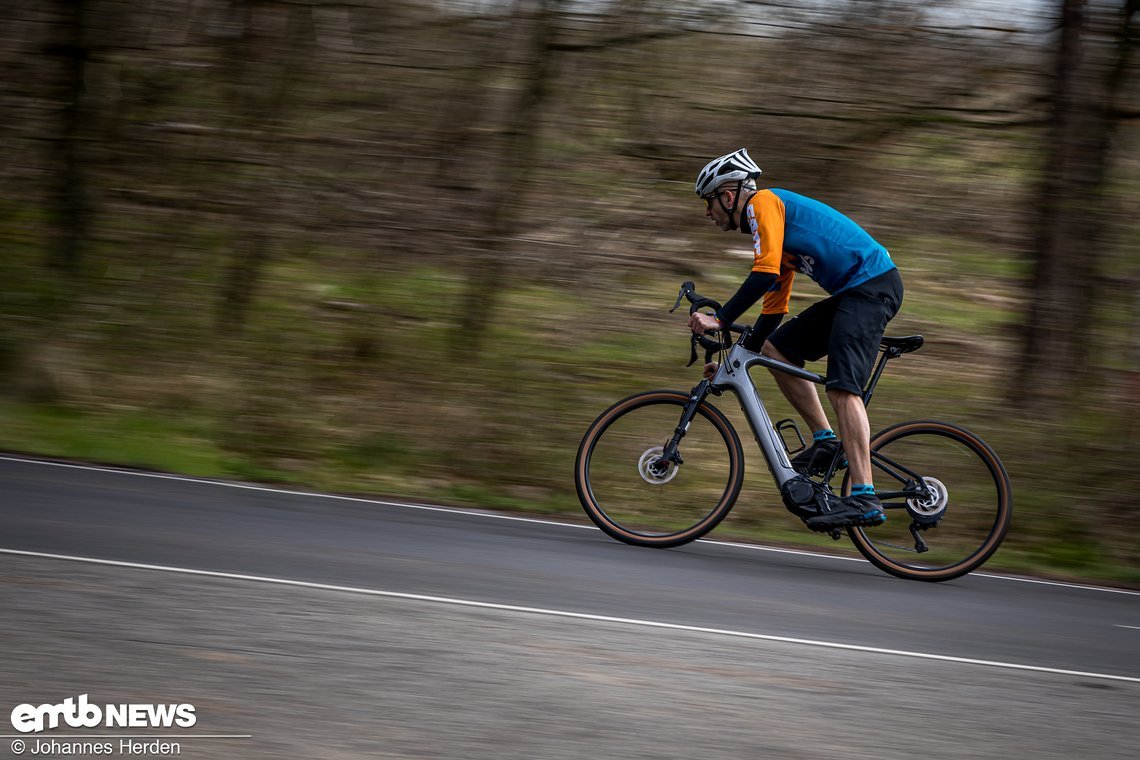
[825, 386, 861, 405]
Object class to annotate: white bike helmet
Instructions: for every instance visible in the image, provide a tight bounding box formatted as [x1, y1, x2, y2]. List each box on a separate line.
[694, 148, 763, 197]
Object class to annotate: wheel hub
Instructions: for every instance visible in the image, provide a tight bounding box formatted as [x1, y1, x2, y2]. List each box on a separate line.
[907, 476, 948, 519]
[638, 447, 679, 485]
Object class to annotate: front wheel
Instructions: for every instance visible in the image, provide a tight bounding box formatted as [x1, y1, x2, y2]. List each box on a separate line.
[844, 420, 1013, 582]
[575, 390, 745, 548]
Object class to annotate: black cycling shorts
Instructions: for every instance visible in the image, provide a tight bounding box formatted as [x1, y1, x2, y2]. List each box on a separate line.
[766, 268, 903, 396]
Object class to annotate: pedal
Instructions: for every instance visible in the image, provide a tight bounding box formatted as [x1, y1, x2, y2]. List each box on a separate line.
[802, 521, 845, 539]
[805, 511, 886, 533]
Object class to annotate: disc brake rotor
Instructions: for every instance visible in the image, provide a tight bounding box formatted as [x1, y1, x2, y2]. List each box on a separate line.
[907, 476, 948, 518]
[638, 447, 679, 485]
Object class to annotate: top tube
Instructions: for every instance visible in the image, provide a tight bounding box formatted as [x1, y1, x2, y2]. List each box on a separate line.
[746, 351, 826, 384]
[721, 343, 826, 385]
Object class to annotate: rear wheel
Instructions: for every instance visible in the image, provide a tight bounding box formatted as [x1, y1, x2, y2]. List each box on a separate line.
[844, 420, 1012, 582]
[575, 390, 744, 548]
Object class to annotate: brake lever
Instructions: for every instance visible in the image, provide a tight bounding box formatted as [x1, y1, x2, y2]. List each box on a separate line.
[670, 280, 695, 313]
[689, 331, 726, 368]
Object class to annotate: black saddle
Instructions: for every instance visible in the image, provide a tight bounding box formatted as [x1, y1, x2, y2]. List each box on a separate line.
[880, 335, 924, 354]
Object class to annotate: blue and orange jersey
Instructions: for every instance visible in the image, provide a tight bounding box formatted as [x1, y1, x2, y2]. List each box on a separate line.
[743, 189, 895, 314]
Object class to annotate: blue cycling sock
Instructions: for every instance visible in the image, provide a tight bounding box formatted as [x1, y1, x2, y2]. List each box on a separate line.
[851, 484, 875, 497]
[812, 429, 836, 442]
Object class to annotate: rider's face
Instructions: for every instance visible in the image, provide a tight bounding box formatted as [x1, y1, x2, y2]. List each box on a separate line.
[704, 188, 735, 230]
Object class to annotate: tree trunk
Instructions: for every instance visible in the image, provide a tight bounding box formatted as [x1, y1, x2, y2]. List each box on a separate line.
[1015, 0, 1138, 411]
[48, 0, 90, 281]
[1015, 0, 1093, 409]
[455, 0, 561, 357]
[215, 1, 313, 334]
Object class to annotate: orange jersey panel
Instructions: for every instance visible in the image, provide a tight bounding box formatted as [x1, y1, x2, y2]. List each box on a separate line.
[745, 190, 793, 314]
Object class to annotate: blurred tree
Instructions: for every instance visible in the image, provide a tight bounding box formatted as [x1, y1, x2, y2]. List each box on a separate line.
[1017, 0, 1138, 411]
[47, 0, 92, 283]
[215, 0, 316, 333]
[430, 15, 503, 192]
[456, 0, 563, 356]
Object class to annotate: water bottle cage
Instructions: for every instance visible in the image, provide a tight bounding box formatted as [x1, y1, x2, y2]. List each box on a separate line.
[774, 418, 806, 455]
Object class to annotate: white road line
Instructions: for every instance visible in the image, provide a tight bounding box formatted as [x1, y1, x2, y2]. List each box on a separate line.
[0, 454, 588, 530]
[2, 548, 1137, 685]
[2, 453, 1138, 596]
[1116, 625, 1140, 630]
[968, 573, 1140, 595]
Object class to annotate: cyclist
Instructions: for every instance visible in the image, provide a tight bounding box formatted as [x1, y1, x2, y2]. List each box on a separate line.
[688, 148, 903, 531]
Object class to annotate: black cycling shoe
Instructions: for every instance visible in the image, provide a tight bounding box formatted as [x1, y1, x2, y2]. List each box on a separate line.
[804, 493, 886, 532]
[791, 438, 847, 477]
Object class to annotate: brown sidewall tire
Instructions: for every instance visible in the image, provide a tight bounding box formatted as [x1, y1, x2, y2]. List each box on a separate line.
[846, 420, 1013, 582]
[575, 390, 745, 548]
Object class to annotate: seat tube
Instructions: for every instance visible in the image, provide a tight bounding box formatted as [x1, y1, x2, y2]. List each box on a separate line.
[862, 350, 895, 406]
[713, 346, 800, 486]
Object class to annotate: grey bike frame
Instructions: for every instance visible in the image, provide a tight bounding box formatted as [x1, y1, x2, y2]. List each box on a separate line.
[706, 341, 826, 488]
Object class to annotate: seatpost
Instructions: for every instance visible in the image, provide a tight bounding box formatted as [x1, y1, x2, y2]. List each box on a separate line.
[862, 347, 900, 406]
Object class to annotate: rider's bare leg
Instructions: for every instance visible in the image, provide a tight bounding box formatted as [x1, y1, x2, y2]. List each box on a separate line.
[762, 340, 831, 433]
[827, 388, 871, 485]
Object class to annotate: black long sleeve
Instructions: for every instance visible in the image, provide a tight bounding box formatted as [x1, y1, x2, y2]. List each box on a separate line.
[743, 312, 783, 352]
[715, 271, 777, 327]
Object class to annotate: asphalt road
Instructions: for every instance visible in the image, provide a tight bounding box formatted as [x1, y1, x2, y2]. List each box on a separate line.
[1, 454, 1137, 681]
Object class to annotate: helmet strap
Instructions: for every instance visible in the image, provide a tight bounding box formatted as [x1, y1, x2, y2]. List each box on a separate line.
[717, 181, 744, 231]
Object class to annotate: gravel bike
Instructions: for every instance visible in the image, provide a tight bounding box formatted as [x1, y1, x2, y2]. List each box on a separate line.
[574, 281, 1012, 582]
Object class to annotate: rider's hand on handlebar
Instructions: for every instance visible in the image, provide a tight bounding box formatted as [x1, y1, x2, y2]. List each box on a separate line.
[688, 312, 720, 335]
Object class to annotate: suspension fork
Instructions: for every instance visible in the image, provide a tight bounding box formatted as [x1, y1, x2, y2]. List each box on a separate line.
[655, 380, 712, 472]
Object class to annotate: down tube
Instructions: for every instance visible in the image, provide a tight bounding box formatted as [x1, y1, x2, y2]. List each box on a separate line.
[711, 352, 800, 487]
